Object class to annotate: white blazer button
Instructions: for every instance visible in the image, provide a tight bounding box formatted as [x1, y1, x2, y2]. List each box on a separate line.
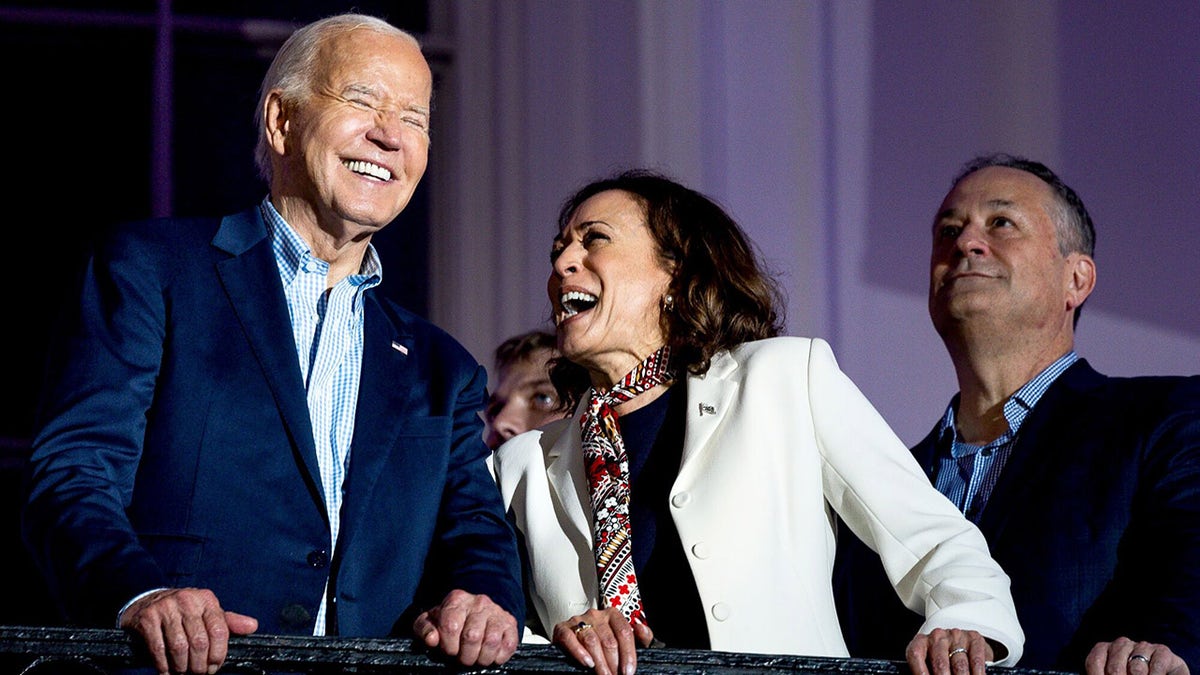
[671, 492, 691, 508]
[690, 542, 710, 559]
[711, 603, 731, 621]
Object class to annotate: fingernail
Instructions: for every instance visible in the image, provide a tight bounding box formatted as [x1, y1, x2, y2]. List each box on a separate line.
[582, 655, 595, 668]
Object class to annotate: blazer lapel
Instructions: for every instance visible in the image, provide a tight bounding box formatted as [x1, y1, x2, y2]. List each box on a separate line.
[213, 209, 324, 514]
[977, 361, 1103, 540]
[676, 351, 739, 488]
[545, 399, 594, 546]
[335, 295, 418, 554]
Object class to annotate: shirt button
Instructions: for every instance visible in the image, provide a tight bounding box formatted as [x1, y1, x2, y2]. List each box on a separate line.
[307, 550, 330, 568]
[671, 492, 691, 508]
[691, 543, 710, 559]
[711, 603, 731, 621]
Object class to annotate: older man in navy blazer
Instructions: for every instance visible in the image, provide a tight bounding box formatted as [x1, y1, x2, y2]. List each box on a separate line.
[835, 154, 1199, 675]
[22, 13, 522, 675]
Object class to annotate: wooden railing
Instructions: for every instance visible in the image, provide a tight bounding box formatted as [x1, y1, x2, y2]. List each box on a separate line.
[0, 626, 1066, 675]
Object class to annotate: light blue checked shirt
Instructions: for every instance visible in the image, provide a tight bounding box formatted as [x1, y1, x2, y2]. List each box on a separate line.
[933, 351, 1078, 523]
[262, 198, 382, 635]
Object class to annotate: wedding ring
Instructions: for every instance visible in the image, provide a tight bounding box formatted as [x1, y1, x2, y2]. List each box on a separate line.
[949, 647, 969, 658]
[1129, 654, 1151, 665]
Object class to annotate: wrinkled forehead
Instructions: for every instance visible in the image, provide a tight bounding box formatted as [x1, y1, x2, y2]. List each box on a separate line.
[316, 28, 431, 96]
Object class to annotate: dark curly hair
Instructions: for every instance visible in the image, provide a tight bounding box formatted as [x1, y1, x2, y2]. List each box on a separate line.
[549, 169, 784, 409]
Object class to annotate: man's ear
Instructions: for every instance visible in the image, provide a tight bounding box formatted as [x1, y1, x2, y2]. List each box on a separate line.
[1065, 252, 1096, 312]
[263, 90, 290, 157]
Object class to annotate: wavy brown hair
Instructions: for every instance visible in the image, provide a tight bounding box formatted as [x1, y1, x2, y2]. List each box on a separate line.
[550, 169, 784, 409]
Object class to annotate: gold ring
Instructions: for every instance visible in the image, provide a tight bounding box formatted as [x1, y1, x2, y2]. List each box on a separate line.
[572, 621, 592, 635]
[949, 647, 969, 658]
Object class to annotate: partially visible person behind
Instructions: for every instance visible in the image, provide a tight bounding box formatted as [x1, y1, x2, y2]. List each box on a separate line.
[493, 169, 1024, 675]
[21, 13, 522, 675]
[484, 330, 569, 449]
[836, 153, 1200, 675]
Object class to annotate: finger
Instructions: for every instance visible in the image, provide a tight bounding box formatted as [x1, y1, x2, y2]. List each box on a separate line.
[906, 633, 932, 675]
[435, 604, 467, 657]
[606, 613, 637, 675]
[163, 612, 192, 674]
[1128, 641, 1157, 675]
[950, 646, 971, 675]
[225, 611, 259, 636]
[471, 612, 508, 666]
[454, 605, 490, 665]
[181, 608, 212, 674]
[552, 619, 596, 670]
[1087, 642, 1113, 675]
[412, 611, 440, 648]
[965, 631, 990, 675]
[494, 615, 519, 665]
[1108, 637, 1137, 675]
[578, 621, 617, 675]
[134, 617, 172, 675]
[632, 619, 655, 648]
[202, 607, 231, 675]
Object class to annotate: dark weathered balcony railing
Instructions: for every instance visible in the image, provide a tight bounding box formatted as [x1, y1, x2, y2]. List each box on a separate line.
[0, 626, 1067, 675]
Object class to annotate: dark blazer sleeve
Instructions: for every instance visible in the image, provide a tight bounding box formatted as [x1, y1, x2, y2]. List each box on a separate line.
[424, 360, 526, 622]
[345, 298, 525, 635]
[21, 217, 183, 624]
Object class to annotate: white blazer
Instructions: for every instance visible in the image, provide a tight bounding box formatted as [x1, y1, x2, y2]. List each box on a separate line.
[494, 337, 1023, 664]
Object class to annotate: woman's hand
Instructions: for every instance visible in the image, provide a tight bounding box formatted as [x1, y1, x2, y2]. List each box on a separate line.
[906, 628, 995, 675]
[552, 608, 654, 675]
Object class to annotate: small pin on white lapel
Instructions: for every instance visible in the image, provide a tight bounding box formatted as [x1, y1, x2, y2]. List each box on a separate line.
[391, 341, 409, 355]
[698, 402, 716, 417]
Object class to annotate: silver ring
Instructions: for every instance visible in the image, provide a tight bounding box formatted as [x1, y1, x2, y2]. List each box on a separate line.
[1129, 654, 1151, 665]
[949, 647, 969, 658]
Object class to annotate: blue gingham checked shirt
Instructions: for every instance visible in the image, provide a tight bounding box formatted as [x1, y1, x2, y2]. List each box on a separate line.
[932, 351, 1078, 523]
[262, 198, 382, 635]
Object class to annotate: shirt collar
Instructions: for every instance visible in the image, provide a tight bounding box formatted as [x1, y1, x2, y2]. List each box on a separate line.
[260, 196, 383, 289]
[937, 350, 1079, 447]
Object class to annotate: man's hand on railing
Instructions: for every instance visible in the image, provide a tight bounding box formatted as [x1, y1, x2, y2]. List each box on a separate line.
[1086, 637, 1189, 675]
[120, 587, 259, 675]
[412, 589, 518, 666]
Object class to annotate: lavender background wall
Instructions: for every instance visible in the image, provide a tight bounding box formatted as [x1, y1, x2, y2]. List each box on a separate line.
[440, 0, 1200, 444]
[2, 1, 1195, 448]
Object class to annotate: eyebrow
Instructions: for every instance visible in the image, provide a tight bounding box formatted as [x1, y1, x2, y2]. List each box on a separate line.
[936, 198, 1020, 221]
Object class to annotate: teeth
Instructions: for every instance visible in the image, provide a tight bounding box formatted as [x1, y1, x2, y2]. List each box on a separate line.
[344, 160, 392, 181]
[557, 290, 598, 323]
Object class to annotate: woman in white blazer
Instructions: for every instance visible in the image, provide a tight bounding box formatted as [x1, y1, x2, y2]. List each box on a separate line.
[493, 170, 1023, 675]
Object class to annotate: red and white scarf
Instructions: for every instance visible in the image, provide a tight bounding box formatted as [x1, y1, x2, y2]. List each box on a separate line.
[580, 345, 674, 627]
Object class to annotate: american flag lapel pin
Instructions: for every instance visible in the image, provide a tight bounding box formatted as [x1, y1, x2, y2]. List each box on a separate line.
[391, 340, 409, 355]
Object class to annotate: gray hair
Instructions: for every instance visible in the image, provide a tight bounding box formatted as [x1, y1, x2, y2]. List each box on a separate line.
[253, 14, 420, 182]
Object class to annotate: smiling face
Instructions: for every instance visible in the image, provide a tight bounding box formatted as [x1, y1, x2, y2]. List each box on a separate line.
[929, 166, 1093, 345]
[265, 28, 431, 242]
[548, 190, 675, 388]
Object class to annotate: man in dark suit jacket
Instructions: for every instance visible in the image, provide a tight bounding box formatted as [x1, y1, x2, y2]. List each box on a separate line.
[835, 154, 1199, 675]
[22, 13, 522, 675]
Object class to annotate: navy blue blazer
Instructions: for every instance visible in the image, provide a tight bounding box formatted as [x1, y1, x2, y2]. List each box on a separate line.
[22, 207, 523, 636]
[834, 360, 1200, 671]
